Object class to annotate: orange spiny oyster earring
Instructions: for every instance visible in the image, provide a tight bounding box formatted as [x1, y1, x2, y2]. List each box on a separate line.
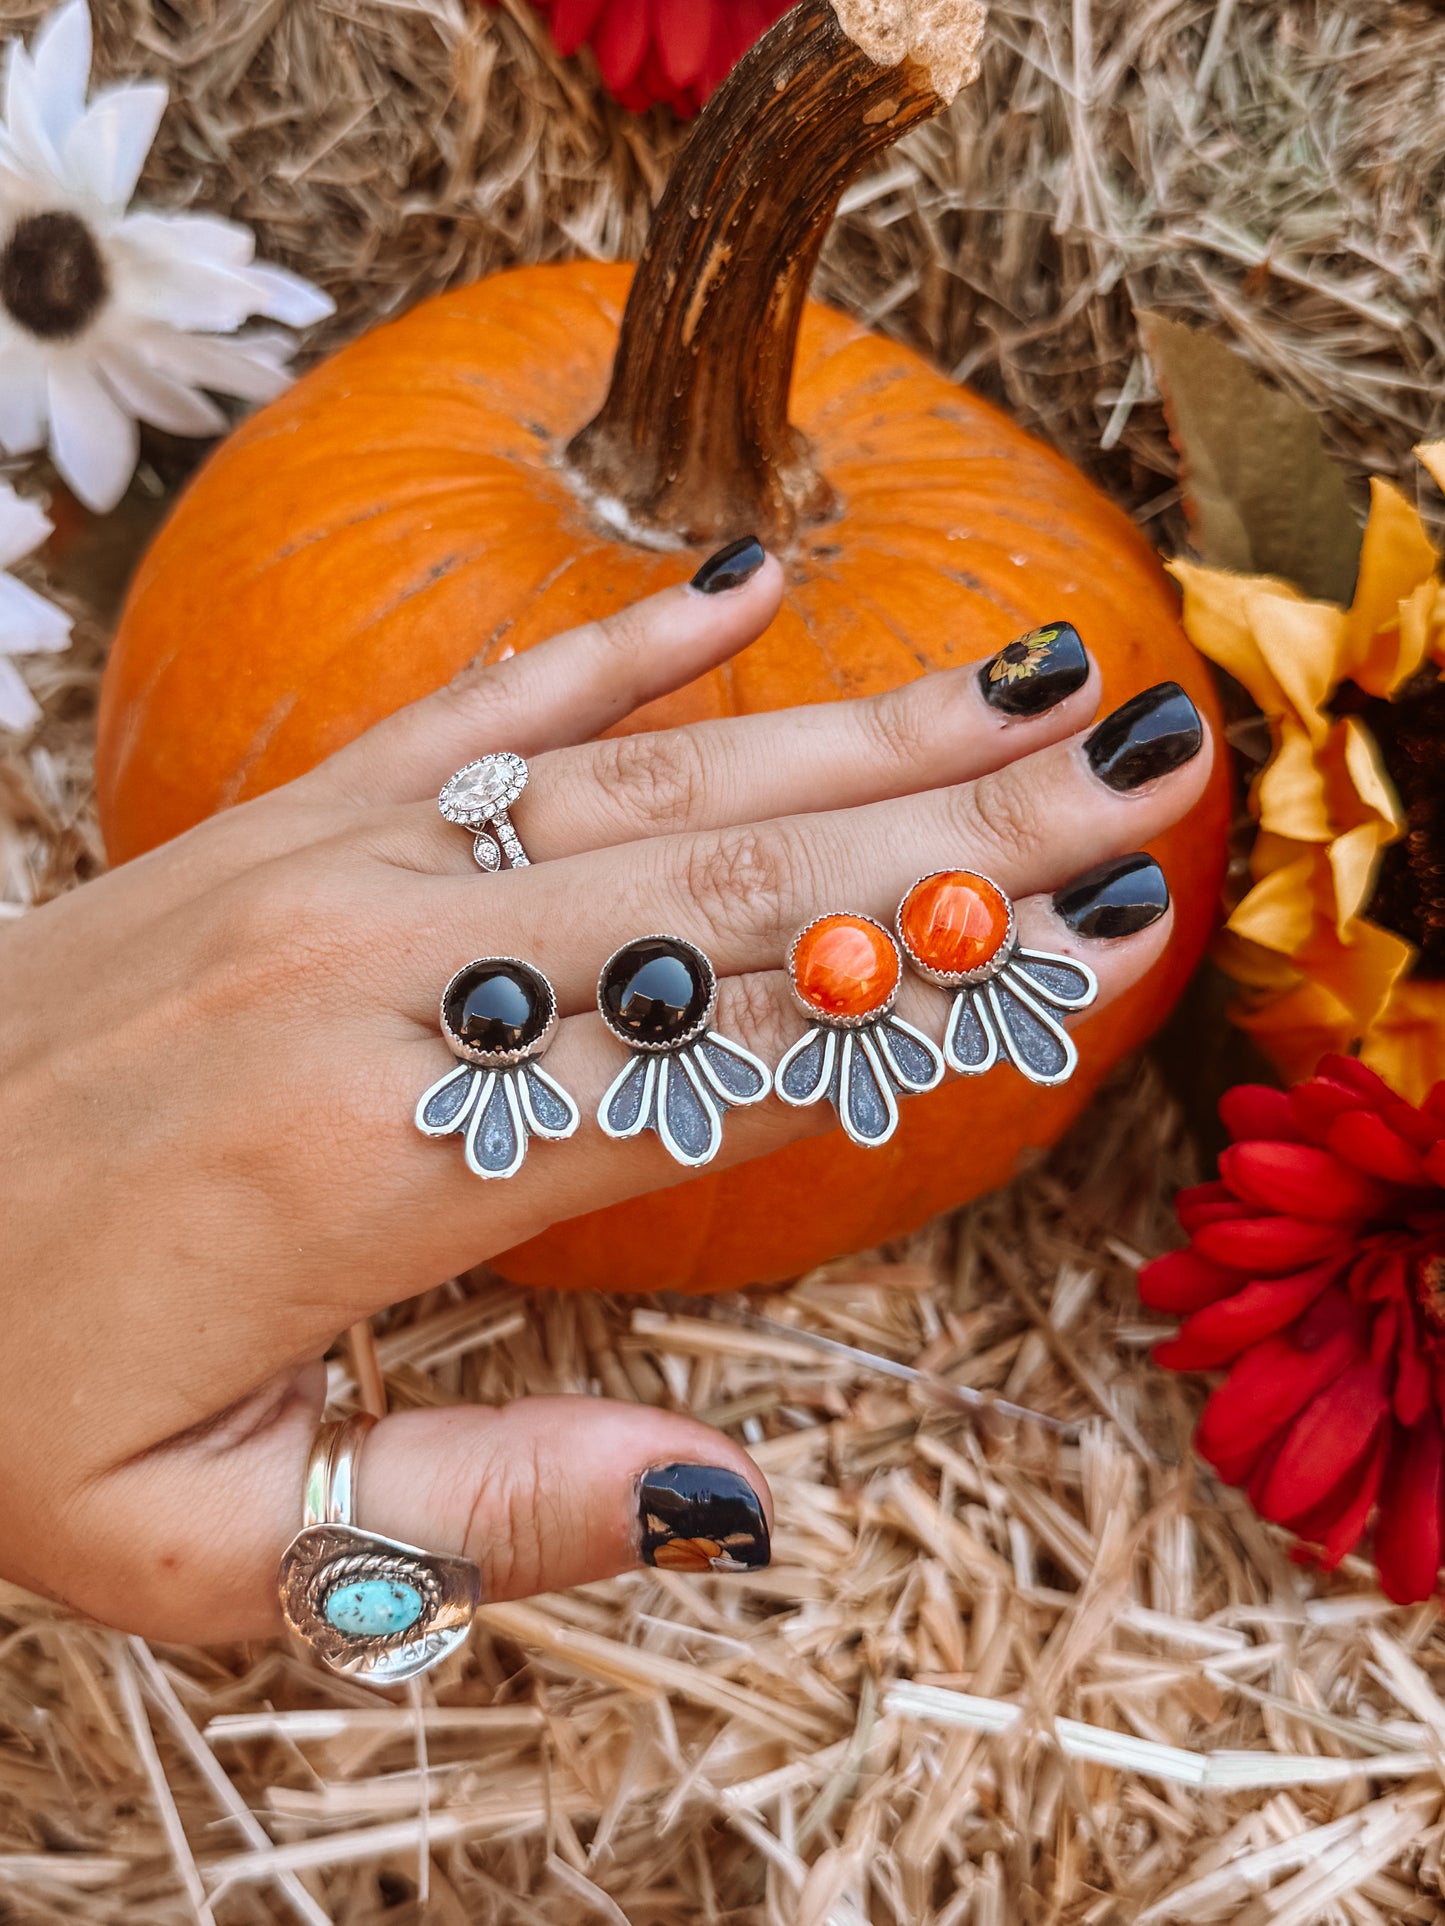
[775, 913, 943, 1148]
[896, 870, 1097, 1086]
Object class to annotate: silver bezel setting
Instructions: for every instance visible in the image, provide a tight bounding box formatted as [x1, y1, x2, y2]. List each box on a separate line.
[439, 957, 559, 1068]
[438, 752, 528, 828]
[938, 947, 1099, 1086]
[895, 870, 1018, 990]
[596, 1028, 771, 1166]
[775, 1010, 943, 1147]
[595, 934, 718, 1055]
[785, 912, 902, 1029]
[278, 1522, 480, 1686]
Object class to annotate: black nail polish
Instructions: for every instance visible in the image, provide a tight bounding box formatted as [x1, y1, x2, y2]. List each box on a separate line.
[638, 1463, 770, 1573]
[979, 620, 1089, 717]
[690, 536, 765, 595]
[1053, 854, 1170, 939]
[1085, 682, 1203, 791]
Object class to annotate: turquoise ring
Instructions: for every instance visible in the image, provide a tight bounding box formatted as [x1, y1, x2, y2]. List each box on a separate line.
[277, 1414, 480, 1686]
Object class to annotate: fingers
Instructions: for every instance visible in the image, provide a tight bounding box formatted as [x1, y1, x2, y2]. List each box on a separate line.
[351, 859, 1178, 1301]
[315, 543, 787, 808]
[406, 681, 1211, 1012]
[72, 1383, 771, 1643]
[53, 554, 788, 981]
[375, 625, 1102, 876]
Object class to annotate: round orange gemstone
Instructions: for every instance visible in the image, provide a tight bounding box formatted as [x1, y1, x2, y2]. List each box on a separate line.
[791, 914, 899, 1019]
[898, 870, 1012, 978]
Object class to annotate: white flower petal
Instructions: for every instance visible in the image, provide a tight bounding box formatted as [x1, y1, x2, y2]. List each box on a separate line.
[0, 482, 52, 569]
[27, 0, 92, 147]
[0, 568, 71, 650]
[97, 341, 226, 436]
[127, 209, 256, 269]
[0, 651, 42, 732]
[3, 41, 63, 176]
[47, 355, 139, 512]
[152, 326, 296, 404]
[112, 224, 273, 330]
[62, 80, 167, 206]
[0, 333, 50, 455]
[115, 215, 331, 331]
[236, 261, 335, 328]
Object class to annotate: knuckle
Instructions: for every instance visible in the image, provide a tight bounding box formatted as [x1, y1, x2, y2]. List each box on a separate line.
[952, 772, 1049, 872]
[434, 659, 502, 735]
[722, 970, 795, 1061]
[594, 729, 708, 836]
[681, 823, 801, 946]
[866, 681, 937, 775]
[595, 605, 651, 664]
[470, 1437, 554, 1600]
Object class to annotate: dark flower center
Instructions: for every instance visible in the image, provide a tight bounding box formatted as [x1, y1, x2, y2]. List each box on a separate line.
[1334, 670, 1445, 977]
[0, 211, 109, 340]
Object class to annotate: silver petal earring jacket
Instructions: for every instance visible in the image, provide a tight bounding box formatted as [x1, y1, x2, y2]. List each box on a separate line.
[896, 869, 1097, 1085]
[278, 1415, 480, 1685]
[775, 913, 943, 1148]
[596, 935, 771, 1167]
[438, 751, 532, 871]
[416, 958, 580, 1178]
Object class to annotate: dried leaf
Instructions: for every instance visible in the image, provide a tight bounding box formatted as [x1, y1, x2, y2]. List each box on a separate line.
[1140, 312, 1363, 604]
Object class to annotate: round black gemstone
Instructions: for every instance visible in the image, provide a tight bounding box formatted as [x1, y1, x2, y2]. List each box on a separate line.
[599, 938, 711, 1047]
[443, 960, 550, 1057]
[0, 211, 109, 341]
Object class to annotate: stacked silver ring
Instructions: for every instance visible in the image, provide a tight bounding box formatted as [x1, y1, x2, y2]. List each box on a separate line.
[278, 1414, 480, 1685]
[438, 751, 532, 871]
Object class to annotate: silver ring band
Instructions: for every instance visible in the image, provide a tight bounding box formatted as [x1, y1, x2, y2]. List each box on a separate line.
[301, 1412, 377, 1528]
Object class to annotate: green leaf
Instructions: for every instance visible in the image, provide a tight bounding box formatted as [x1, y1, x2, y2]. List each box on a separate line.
[1139, 311, 1363, 604]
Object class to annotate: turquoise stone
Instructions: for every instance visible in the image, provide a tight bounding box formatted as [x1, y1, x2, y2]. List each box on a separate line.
[324, 1578, 424, 1638]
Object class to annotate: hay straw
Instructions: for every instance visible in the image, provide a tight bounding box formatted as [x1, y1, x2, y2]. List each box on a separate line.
[4, 0, 1445, 1918]
[10, 1063, 1442, 1919]
[885, 1680, 1437, 1787]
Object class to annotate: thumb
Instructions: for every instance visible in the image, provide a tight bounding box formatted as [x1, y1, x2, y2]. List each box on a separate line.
[63, 1390, 771, 1645]
[359, 1397, 773, 1596]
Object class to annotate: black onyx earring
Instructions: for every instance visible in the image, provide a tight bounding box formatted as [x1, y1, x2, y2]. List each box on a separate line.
[596, 936, 771, 1167]
[775, 913, 943, 1148]
[416, 958, 579, 1178]
[895, 870, 1097, 1085]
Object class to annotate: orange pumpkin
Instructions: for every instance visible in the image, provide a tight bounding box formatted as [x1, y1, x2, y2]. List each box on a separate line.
[96, 0, 1229, 1293]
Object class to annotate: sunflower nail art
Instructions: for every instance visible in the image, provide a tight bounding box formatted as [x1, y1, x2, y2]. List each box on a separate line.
[638, 1463, 771, 1574]
[980, 620, 1088, 716]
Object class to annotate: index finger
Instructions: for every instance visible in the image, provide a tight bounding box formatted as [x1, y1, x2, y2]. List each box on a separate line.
[312, 541, 786, 807]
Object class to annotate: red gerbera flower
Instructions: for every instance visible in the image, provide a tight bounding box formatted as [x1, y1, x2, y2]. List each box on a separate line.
[1141, 1055, 1445, 1603]
[528, 0, 792, 115]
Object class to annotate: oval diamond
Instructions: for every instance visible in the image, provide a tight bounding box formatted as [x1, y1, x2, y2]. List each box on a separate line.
[439, 753, 528, 826]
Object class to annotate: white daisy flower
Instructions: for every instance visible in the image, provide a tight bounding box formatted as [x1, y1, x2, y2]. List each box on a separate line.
[0, 480, 71, 732]
[0, 0, 334, 514]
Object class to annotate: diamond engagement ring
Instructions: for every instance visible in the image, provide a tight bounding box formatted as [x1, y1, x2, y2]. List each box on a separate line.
[438, 752, 531, 872]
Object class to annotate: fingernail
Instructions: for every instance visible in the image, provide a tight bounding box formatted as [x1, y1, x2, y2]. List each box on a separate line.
[1085, 682, 1203, 791]
[638, 1463, 771, 1572]
[1053, 854, 1170, 939]
[690, 536, 766, 595]
[979, 620, 1089, 717]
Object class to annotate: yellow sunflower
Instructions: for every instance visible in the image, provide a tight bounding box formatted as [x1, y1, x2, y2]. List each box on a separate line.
[1171, 442, 1445, 1102]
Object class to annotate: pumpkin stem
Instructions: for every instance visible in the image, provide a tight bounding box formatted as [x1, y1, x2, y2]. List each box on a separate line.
[566, 0, 986, 548]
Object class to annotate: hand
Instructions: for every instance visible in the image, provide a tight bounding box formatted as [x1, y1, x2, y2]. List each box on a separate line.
[0, 547, 1211, 1642]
